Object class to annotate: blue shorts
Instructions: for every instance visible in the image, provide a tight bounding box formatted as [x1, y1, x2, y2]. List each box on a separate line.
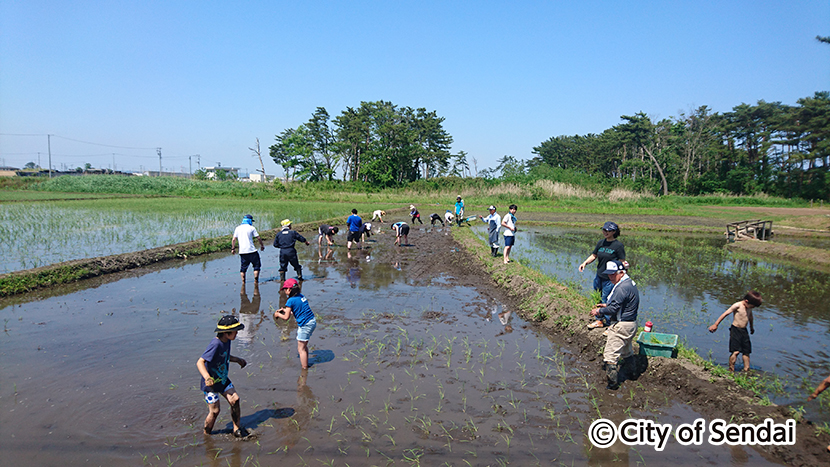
[240, 252, 261, 272]
[504, 236, 515, 246]
[204, 381, 234, 404]
[297, 317, 316, 342]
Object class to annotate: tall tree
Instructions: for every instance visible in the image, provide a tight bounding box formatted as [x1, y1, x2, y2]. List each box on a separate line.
[674, 106, 718, 190]
[306, 107, 338, 180]
[249, 137, 267, 177]
[616, 113, 670, 195]
[270, 126, 312, 181]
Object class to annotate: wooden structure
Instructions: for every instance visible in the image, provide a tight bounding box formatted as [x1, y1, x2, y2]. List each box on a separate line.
[726, 220, 773, 242]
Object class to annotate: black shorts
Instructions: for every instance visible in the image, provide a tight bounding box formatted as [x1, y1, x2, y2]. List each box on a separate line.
[504, 235, 515, 246]
[239, 252, 261, 272]
[347, 231, 361, 242]
[398, 224, 410, 236]
[729, 325, 751, 355]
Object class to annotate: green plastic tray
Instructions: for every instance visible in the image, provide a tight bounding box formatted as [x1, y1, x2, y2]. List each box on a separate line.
[636, 331, 678, 358]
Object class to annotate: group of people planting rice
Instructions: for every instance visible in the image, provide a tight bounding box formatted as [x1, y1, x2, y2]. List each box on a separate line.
[212, 201, 828, 456]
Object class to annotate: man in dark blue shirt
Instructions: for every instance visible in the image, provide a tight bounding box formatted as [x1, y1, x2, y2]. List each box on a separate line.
[591, 260, 639, 390]
[346, 209, 362, 250]
[274, 219, 310, 281]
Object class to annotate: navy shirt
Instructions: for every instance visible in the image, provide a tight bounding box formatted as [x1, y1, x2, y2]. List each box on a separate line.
[200, 337, 231, 392]
[274, 228, 307, 250]
[599, 276, 639, 322]
[347, 214, 362, 232]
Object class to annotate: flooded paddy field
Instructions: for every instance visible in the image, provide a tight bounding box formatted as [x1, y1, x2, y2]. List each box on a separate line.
[0, 223, 791, 466]
[488, 224, 830, 420]
[0, 200, 387, 274]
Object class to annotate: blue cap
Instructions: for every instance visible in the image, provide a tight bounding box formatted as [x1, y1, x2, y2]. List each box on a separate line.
[602, 221, 618, 231]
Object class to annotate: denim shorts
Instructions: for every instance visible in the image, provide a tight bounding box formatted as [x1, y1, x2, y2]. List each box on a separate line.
[297, 317, 317, 342]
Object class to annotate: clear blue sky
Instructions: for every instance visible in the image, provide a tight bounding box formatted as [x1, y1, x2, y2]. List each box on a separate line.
[1, 1, 828, 176]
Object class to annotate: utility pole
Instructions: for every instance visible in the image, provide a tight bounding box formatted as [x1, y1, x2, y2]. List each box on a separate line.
[189, 154, 199, 176]
[157, 148, 162, 176]
[47, 134, 53, 178]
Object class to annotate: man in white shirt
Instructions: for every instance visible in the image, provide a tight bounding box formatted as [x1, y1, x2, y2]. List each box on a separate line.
[231, 214, 265, 283]
[500, 204, 518, 264]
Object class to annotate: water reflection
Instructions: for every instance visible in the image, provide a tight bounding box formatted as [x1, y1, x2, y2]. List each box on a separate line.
[497, 310, 513, 336]
[236, 282, 264, 347]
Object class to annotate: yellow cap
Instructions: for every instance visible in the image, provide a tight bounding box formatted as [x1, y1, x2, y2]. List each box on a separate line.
[281, 219, 291, 227]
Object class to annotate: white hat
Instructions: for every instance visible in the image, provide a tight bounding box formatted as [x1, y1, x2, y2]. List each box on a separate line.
[488, 205, 496, 211]
[601, 260, 626, 275]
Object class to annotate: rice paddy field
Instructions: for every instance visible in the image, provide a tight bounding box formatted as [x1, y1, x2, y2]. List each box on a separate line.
[471, 225, 830, 422]
[0, 199, 393, 273]
[0, 225, 784, 466]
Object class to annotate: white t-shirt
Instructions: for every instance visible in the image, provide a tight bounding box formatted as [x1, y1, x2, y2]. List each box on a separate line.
[233, 224, 259, 254]
[444, 212, 455, 223]
[502, 213, 516, 236]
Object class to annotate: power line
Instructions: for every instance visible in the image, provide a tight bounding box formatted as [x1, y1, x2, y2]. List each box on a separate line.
[51, 134, 158, 150]
[1, 133, 158, 150]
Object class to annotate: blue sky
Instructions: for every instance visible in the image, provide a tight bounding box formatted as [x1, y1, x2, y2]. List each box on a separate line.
[1, 1, 828, 176]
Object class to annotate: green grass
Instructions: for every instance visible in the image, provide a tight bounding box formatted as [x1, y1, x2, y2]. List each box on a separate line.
[15, 175, 811, 212]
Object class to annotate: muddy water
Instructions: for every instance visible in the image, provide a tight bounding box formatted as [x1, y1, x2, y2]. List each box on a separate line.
[495, 225, 830, 421]
[1, 235, 779, 466]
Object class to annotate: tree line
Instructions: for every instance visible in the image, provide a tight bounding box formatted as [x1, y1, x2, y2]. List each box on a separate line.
[269, 101, 471, 186]
[270, 92, 827, 200]
[529, 92, 829, 200]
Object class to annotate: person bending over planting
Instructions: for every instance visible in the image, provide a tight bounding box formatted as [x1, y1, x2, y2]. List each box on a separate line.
[273, 279, 317, 369]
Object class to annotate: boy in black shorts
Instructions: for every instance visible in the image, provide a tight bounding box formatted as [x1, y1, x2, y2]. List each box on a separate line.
[708, 290, 762, 372]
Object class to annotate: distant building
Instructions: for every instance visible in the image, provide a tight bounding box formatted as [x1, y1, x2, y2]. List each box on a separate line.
[0, 166, 20, 177]
[203, 166, 240, 180]
[248, 173, 276, 183]
[142, 170, 191, 178]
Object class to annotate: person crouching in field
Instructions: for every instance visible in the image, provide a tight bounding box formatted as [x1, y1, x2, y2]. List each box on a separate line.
[708, 290, 762, 372]
[392, 221, 409, 246]
[444, 210, 455, 226]
[429, 213, 444, 226]
[273, 279, 317, 369]
[410, 205, 423, 224]
[371, 209, 386, 223]
[590, 261, 639, 390]
[197, 315, 249, 438]
[317, 224, 339, 247]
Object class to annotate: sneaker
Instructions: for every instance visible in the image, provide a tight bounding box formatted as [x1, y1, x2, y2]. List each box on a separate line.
[233, 428, 249, 438]
[587, 320, 605, 329]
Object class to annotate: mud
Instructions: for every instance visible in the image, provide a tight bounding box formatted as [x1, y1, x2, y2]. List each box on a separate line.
[1, 216, 828, 465]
